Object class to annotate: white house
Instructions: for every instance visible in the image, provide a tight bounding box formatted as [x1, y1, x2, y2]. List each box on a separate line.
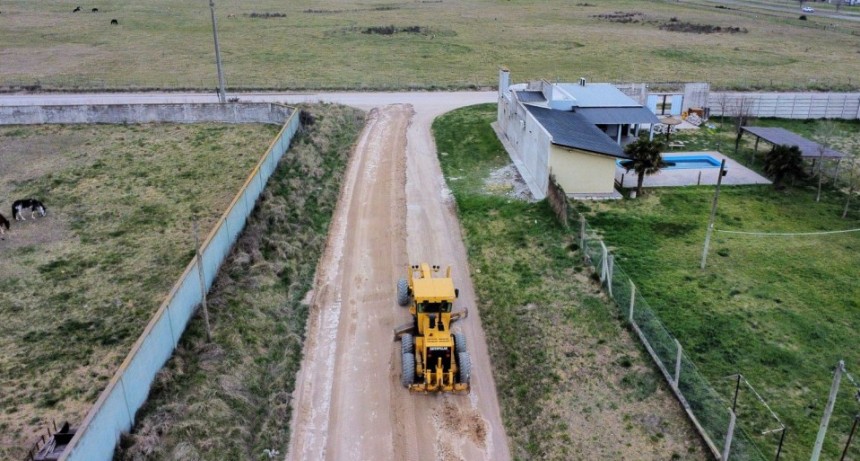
[496, 69, 659, 199]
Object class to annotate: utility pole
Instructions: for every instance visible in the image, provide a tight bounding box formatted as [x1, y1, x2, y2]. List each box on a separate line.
[700, 159, 727, 269]
[209, 0, 227, 103]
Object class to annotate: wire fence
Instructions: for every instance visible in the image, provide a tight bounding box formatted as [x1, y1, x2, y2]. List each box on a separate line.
[576, 210, 772, 461]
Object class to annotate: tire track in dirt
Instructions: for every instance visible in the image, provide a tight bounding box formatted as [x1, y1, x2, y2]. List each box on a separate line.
[287, 102, 510, 461]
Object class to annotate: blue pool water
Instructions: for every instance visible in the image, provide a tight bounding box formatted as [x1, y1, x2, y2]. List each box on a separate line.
[662, 155, 721, 169]
[618, 155, 721, 170]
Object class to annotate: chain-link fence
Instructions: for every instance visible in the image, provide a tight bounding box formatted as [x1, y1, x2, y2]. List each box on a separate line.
[576, 211, 770, 461]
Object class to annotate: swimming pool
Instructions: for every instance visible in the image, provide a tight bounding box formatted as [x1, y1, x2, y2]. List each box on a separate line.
[618, 154, 721, 170]
[661, 155, 721, 169]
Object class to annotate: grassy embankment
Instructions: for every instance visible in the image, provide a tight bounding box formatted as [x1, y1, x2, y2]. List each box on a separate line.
[1, 0, 859, 90]
[0, 123, 279, 459]
[114, 104, 364, 460]
[433, 104, 706, 460]
[583, 119, 860, 460]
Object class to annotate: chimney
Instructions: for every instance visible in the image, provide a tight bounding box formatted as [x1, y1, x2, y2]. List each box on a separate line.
[499, 67, 510, 98]
[579, 77, 587, 87]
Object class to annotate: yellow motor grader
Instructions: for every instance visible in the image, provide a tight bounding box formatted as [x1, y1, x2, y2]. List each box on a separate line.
[394, 263, 470, 393]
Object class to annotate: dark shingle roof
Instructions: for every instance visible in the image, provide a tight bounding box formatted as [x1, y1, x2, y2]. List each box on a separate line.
[525, 105, 628, 159]
[741, 127, 845, 158]
[576, 106, 660, 125]
[516, 91, 546, 103]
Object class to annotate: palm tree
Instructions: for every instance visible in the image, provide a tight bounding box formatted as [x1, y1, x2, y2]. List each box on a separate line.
[621, 138, 667, 196]
[763, 144, 806, 189]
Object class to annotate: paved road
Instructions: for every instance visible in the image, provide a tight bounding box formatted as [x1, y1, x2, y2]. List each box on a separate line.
[694, 0, 860, 23]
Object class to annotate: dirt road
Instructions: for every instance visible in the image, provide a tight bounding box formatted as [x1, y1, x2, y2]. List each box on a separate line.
[285, 102, 509, 461]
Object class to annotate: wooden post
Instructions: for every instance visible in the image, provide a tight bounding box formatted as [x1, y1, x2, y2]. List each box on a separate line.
[775, 427, 787, 461]
[700, 159, 727, 269]
[673, 339, 682, 388]
[580, 215, 586, 261]
[732, 373, 741, 412]
[811, 360, 845, 461]
[193, 221, 213, 342]
[722, 409, 736, 461]
[840, 415, 859, 461]
[628, 281, 635, 324]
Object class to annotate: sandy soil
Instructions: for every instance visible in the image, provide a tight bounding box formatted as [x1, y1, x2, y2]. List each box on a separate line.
[285, 103, 510, 461]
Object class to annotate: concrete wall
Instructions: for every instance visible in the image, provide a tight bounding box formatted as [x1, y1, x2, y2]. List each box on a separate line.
[708, 92, 860, 119]
[58, 110, 302, 461]
[0, 102, 292, 125]
[497, 91, 550, 199]
[548, 145, 617, 194]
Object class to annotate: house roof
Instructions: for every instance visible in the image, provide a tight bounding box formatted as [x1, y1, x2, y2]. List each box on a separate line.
[525, 105, 628, 159]
[741, 127, 845, 159]
[516, 90, 546, 103]
[556, 83, 639, 107]
[576, 106, 660, 125]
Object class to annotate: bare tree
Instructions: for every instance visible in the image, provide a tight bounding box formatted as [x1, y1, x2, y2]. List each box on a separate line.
[844, 159, 857, 219]
[728, 96, 755, 158]
[814, 122, 839, 203]
[715, 93, 730, 131]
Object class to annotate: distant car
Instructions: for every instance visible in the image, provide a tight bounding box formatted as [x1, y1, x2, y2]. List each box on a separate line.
[802, 6, 815, 13]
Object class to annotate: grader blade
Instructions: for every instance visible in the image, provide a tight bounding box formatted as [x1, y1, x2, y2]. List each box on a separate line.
[393, 321, 415, 340]
[450, 308, 469, 323]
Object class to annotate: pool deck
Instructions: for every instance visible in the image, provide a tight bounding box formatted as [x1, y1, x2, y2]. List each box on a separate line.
[615, 151, 771, 189]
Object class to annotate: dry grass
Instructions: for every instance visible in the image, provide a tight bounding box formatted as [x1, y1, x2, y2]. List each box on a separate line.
[0, 0, 858, 90]
[0, 122, 279, 459]
[114, 104, 365, 460]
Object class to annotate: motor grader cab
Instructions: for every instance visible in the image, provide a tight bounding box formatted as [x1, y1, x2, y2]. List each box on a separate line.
[394, 263, 470, 393]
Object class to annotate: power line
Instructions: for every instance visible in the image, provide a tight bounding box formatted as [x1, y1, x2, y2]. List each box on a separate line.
[715, 227, 860, 237]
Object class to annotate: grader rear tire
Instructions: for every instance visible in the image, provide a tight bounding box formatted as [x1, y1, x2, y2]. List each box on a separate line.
[458, 352, 471, 385]
[396, 278, 410, 306]
[402, 352, 415, 388]
[401, 333, 414, 355]
[454, 332, 467, 353]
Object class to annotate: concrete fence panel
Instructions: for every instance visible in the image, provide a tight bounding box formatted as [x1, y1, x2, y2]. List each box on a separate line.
[709, 92, 860, 120]
[0, 102, 292, 125]
[58, 106, 300, 461]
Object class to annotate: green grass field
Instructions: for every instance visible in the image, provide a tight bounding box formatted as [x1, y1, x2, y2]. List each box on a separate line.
[580, 120, 860, 460]
[0, 123, 278, 459]
[434, 104, 707, 460]
[1, 0, 859, 90]
[114, 104, 364, 460]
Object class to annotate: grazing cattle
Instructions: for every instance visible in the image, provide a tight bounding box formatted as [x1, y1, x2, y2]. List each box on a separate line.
[73, 6, 81, 12]
[110, 18, 118, 25]
[92, 8, 99, 12]
[12, 199, 47, 221]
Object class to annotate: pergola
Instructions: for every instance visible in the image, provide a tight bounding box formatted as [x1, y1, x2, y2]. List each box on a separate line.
[737, 126, 846, 176]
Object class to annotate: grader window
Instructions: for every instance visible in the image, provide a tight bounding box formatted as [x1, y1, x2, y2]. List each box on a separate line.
[420, 302, 442, 313]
